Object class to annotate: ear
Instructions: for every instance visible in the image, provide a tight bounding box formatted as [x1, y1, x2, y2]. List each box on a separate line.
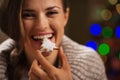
[64, 8, 70, 27]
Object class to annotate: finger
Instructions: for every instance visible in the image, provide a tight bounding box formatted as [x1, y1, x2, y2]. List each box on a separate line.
[32, 56, 58, 80]
[58, 47, 70, 70]
[25, 41, 54, 72]
[29, 59, 47, 79]
[35, 50, 56, 73]
[29, 72, 40, 80]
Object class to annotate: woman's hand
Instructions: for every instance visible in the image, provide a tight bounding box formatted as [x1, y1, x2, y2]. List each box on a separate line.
[28, 47, 73, 80]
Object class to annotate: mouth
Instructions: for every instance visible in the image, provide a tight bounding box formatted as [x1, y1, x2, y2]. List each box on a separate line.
[31, 33, 55, 48]
[30, 33, 55, 57]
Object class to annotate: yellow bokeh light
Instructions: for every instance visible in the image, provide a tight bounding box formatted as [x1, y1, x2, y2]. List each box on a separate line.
[116, 4, 120, 14]
[101, 9, 112, 21]
[108, 0, 118, 5]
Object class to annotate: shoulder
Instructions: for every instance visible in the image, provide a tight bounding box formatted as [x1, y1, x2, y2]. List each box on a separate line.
[61, 35, 99, 57]
[0, 38, 15, 53]
[61, 35, 107, 80]
[0, 38, 15, 79]
[0, 38, 15, 60]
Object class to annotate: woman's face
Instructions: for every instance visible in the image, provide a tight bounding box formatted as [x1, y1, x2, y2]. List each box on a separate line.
[22, 0, 69, 57]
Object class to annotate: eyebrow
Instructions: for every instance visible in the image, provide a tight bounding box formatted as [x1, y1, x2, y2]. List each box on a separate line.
[45, 6, 61, 10]
[22, 9, 34, 12]
[22, 6, 61, 12]
[22, 7, 35, 12]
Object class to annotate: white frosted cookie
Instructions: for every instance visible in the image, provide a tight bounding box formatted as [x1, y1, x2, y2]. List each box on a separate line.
[40, 38, 58, 52]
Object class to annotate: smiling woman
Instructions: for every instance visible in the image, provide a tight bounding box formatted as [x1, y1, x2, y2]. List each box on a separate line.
[0, 0, 107, 80]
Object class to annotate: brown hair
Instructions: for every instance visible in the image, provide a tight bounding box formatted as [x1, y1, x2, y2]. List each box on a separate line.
[0, 0, 22, 42]
[62, 0, 70, 12]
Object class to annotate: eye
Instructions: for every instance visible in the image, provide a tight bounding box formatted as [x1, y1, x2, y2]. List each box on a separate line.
[46, 11, 58, 17]
[22, 12, 36, 19]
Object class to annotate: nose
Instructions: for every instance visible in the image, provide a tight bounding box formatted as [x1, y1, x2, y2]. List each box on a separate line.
[35, 14, 48, 31]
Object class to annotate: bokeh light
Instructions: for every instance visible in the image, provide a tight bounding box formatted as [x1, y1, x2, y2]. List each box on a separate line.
[90, 23, 102, 36]
[111, 57, 120, 70]
[115, 26, 120, 38]
[118, 52, 120, 60]
[116, 3, 120, 14]
[98, 43, 110, 56]
[101, 9, 112, 21]
[85, 40, 98, 50]
[108, 0, 118, 5]
[102, 27, 113, 38]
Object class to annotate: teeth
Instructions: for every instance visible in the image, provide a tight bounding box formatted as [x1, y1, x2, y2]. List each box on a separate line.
[33, 34, 52, 40]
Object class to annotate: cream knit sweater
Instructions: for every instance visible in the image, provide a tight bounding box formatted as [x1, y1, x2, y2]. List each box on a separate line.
[0, 35, 107, 80]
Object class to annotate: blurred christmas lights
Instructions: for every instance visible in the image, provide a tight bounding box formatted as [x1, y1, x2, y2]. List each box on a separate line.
[118, 52, 120, 60]
[86, 0, 120, 78]
[102, 27, 113, 38]
[116, 3, 120, 14]
[101, 9, 112, 21]
[90, 23, 102, 36]
[98, 43, 110, 56]
[85, 40, 97, 50]
[115, 26, 120, 38]
[108, 0, 118, 5]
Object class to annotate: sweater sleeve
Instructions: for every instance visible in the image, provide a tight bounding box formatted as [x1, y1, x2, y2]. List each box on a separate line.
[0, 54, 8, 80]
[0, 38, 15, 53]
[61, 35, 108, 80]
[0, 38, 15, 80]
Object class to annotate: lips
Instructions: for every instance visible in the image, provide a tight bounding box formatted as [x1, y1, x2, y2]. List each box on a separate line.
[30, 33, 55, 57]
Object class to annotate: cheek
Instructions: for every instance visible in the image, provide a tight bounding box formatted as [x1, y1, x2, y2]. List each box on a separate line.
[23, 21, 33, 47]
[23, 21, 33, 36]
[51, 19, 65, 31]
[52, 20, 65, 43]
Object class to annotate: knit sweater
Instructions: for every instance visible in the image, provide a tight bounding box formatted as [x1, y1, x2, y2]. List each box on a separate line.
[0, 35, 107, 80]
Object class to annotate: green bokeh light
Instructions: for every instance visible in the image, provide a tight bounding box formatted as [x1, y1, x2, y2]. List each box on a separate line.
[118, 52, 120, 60]
[102, 27, 113, 38]
[98, 43, 110, 56]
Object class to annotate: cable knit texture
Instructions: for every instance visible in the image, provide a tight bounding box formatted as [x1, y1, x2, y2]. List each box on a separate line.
[0, 35, 107, 80]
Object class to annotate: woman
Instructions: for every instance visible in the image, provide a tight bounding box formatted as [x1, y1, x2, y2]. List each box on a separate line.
[0, 0, 107, 80]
